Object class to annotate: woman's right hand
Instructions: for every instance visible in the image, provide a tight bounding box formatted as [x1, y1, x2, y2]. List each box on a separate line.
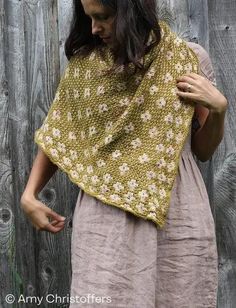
[20, 196, 66, 233]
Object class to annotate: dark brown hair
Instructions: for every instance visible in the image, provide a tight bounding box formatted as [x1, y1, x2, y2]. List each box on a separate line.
[65, 0, 161, 69]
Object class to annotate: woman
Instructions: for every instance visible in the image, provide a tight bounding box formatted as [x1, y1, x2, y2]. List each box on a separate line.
[21, 0, 227, 307]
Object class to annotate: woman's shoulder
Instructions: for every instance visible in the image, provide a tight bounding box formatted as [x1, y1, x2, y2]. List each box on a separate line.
[185, 41, 208, 57]
[185, 41, 216, 85]
[185, 41, 211, 67]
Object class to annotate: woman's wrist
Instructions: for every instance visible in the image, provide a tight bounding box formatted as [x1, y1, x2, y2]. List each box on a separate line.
[210, 98, 228, 114]
[20, 193, 38, 211]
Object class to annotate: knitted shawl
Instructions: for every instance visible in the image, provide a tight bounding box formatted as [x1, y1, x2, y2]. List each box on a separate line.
[34, 21, 199, 228]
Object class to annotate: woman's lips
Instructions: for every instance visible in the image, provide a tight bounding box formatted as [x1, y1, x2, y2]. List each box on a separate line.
[100, 36, 111, 42]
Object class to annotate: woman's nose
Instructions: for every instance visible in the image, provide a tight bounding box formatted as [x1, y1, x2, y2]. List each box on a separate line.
[91, 20, 102, 35]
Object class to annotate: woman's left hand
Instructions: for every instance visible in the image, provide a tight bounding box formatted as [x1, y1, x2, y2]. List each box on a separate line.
[176, 72, 228, 113]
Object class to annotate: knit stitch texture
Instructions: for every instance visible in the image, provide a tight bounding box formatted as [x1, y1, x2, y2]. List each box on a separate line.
[35, 21, 199, 228]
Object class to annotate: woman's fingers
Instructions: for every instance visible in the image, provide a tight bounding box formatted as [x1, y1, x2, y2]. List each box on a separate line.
[36, 220, 65, 233]
[21, 196, 67, 233]
[50, 220, 66, 227]
[36, 224, 63, 233]
[175, 90, 198, 107]
[176, 73, 205, 105]
[44, 223, 65, 233]
[25, 202, 66, 233]
[176, 72, 227, 112]
[45, 207, 66, 222]
[176, 81, 196, 92]
[176, 89, 198, 100]
[177, 72, 204, 81]
[176, 75, 196, 84]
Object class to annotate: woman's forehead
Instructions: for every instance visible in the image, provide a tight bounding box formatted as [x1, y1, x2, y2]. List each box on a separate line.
[81, 0, 109, 14]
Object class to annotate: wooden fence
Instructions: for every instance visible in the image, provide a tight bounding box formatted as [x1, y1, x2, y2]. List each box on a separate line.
[0, 0, 235, 307]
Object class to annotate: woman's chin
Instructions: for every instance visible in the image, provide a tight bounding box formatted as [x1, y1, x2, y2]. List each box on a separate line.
[102, 37, 113, 46]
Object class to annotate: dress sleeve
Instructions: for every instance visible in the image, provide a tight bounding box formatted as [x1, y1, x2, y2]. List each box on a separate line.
[186, 41, 217, 86]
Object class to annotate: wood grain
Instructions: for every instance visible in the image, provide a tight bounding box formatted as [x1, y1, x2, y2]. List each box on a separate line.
[0, 0, 235, 307]
[207, 0, 236, 307]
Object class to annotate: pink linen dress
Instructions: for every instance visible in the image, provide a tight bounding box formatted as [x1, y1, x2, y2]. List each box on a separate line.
[69, 42, 218, 308]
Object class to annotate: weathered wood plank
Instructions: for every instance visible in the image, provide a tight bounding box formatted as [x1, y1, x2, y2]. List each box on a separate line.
[0, 0, 75, 307]
[161, 0, 190, 39]
[19, 1, 76, 306]
[215, 153, 236, 307]
[1, 0, 236, 307]
[188, 0, 209, 49]
[208, 0, 236, 166]
[2, 0, 37, 307]
[207, 0, 236, 307]
[0, 1, 25, 307]
[58, 0, 73, 74]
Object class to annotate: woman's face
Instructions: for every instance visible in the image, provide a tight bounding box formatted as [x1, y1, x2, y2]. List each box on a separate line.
[81, 0, 116, 46]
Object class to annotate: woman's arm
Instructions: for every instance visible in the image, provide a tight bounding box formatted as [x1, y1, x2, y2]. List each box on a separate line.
[177, 74, 227, 162]
[191, 104, 226, 162]
[176, 44, 228, 162]
[21, 148, 58, 203]
[20, 148, 66, 233]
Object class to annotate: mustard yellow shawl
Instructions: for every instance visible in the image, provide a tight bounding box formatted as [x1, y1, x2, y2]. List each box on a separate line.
[35, 21, 199, 228]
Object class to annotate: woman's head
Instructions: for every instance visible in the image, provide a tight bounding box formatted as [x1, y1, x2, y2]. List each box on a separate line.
[80, 0, 116, 46]
[65, 0, 161, 68]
